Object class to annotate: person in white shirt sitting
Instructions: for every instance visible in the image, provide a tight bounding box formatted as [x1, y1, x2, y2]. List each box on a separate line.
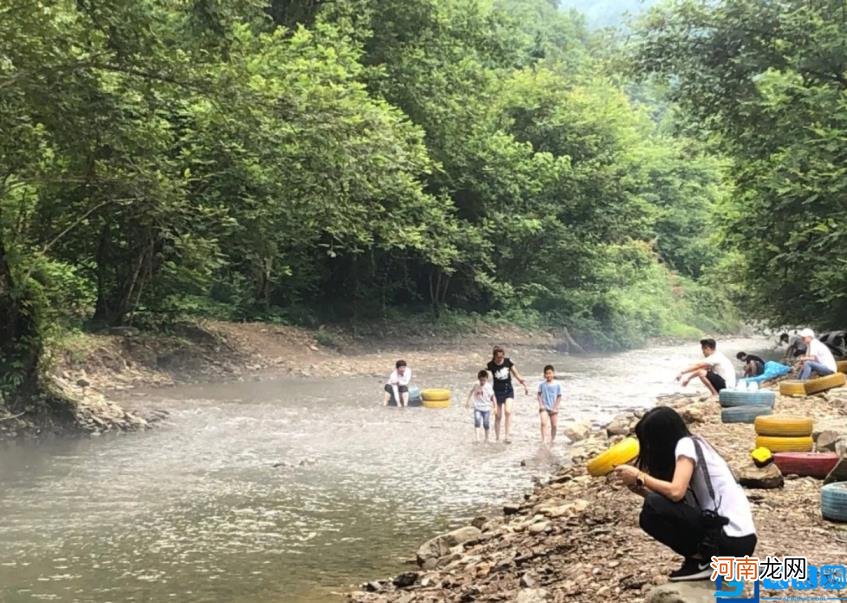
[383, 359, 412, 407]
[797, 328, 837, 380]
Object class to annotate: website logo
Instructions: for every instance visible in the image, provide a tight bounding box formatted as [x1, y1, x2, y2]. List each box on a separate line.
[711, 556, 847, 602]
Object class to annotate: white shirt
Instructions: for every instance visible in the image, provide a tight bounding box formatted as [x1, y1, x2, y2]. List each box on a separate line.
[388, 368, 412, 386]
[705, 351, 736, 389]
[675, 437, 756, 538]
[469, 383, 495, 411]
[809, 339, 837, 372]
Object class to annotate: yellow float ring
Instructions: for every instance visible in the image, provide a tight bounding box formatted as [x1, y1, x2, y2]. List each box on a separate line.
[754, 435, 814, 453]
[804, 372, 846, 395]
[421, 388, 451, 401]
[754, 415, 813, 437]
[587, 437, 640, 477]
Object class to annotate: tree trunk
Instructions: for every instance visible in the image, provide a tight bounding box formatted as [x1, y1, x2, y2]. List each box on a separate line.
[93, 227, 156, 327]
[0, 237, 43, 408]
[92, 223, 112, 325]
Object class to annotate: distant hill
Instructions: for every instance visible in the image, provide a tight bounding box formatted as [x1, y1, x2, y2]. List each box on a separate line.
[556, 0, 660, 28]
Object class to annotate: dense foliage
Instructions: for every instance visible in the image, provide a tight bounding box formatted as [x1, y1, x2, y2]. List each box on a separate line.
[1, 0, 737, 406]
[631, 0, 847, 330]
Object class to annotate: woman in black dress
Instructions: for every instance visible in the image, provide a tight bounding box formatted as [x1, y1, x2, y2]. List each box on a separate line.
[486, 346, 529, 443]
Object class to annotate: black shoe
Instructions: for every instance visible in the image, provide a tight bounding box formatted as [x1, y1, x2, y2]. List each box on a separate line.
[669, 558, 711, 582]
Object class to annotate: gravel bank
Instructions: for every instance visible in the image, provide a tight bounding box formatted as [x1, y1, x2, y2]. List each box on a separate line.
[350, 387, 847, 602]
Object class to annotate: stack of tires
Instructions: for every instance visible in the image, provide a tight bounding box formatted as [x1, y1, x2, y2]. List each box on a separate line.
[421, 388, 451, 409]
[719, 390, 775, 424]
[753, 415, 814, 452]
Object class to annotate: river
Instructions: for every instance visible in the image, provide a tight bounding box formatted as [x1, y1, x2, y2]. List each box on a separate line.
[0, 337, 773, 602]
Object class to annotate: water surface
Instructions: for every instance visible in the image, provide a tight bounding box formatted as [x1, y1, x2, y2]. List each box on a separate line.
[0, 337, 772, 602]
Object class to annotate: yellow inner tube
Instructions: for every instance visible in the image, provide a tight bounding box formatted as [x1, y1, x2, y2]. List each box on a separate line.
[587, 437, 640, 477]
[837, 360, 847, 374]
[422, 398, 451, 409]
[755, 435, 814, 453]
[804, 371, 847, 395]
[779, 380, 807, 397]
[754, 415, 813, 437]
[421, 388, 451, 401]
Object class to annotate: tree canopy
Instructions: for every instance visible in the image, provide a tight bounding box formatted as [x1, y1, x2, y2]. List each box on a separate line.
[631, 0, 847, 330]
[1, 0, 740, 409]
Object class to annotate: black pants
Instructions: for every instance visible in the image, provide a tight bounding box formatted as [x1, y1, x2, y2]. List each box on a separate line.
[706, 370, 727, 392]
[639, 492, 757, 558]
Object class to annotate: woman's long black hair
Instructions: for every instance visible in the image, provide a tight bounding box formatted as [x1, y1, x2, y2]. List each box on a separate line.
[635, 406, 691, 481]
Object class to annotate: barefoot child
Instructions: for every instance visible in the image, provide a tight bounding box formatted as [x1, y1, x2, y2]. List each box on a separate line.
[537, 365, 562, 445]
[466, 370, 495, 443]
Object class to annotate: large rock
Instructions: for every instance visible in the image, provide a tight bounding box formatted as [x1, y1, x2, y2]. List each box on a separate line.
[815, 430, 845, 453]
[528, 521, 550, 534]
[561, 419, 592, 443]
[538, 499, 589, 518]
[503, 503, 522, 515]
[737, 463, 784, 489]
[516, 588, 549, 603]
[646, 581, 716, 603]
[680, 404, 707, 425]
[416, 526, 482, 567]
[392, 571, 418, 588]
[815, 417, 847, 434]
[605, 415, 633, 437]
[824, 457, 847, 485]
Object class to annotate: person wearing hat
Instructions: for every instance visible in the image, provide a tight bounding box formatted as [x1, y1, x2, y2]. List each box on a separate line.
[797, 328, 837, 380]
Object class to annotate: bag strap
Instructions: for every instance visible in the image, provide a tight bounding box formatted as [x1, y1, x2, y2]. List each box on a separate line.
[691, 437, 721, 512]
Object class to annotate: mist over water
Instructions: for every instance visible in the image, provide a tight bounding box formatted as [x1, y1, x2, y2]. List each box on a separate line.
[0, 337, 772, 602]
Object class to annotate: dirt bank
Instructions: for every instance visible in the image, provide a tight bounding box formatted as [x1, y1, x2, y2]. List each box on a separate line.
[52, 320, 560, 391]
[0, 320, 557, 440]
[349, 387, 847, 602]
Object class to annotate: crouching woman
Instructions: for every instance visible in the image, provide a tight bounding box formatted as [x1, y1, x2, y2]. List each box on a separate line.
[614, 407, 757, 581]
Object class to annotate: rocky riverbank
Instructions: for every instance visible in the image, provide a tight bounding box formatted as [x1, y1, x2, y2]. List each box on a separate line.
[349, 387, 847, 602]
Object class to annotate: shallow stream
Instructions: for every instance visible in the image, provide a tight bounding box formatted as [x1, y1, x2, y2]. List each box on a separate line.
[0, 337, 773, 602]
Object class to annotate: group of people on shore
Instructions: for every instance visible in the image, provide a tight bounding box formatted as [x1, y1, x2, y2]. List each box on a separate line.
[676, 329, 838, 396]
[625, 329, 841, 581]
[382, 329, 841, 582]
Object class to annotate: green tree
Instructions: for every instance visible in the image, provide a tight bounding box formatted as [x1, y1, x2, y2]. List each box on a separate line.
[632, 0, 847, 329]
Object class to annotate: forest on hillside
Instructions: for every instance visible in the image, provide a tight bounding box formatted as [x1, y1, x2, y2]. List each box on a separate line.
[2, 0, 845, 413]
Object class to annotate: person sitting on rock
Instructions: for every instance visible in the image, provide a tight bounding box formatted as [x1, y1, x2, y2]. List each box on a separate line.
[614, 406, 757, 581]
[797, 328, 837, 380]
[736, 351, 765, 378]
[383, 359, 412, 407]
[675, 338, 736, 396]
